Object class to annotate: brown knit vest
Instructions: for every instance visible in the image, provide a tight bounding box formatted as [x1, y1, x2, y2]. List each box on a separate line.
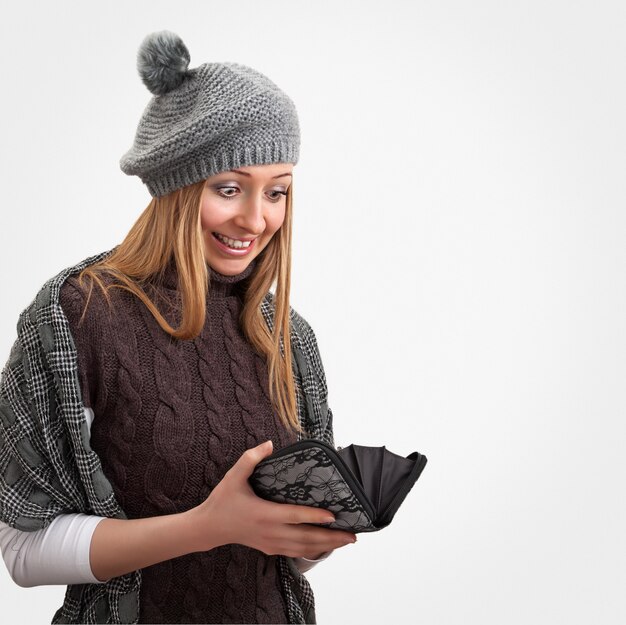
[59, 256, 299, 624]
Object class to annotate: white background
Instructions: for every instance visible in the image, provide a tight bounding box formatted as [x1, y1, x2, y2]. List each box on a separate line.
[1, 1, 625, 623]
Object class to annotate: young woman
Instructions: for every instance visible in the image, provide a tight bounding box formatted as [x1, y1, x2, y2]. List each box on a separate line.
[0, 30, 356, 624]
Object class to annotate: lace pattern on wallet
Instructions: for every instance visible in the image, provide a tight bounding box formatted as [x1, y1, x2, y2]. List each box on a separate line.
[249, 439, 428, 533]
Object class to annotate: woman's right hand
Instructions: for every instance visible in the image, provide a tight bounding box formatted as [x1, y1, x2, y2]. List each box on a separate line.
[187, 440, 357, 559]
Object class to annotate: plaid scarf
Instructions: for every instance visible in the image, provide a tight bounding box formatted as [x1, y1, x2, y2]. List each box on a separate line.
[0, 246, 335, 624]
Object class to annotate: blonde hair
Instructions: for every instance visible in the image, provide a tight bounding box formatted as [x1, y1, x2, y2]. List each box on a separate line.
[73, 178, 303, 436]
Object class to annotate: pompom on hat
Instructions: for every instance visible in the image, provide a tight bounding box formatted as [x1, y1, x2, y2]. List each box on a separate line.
[119, 30, 300, 198]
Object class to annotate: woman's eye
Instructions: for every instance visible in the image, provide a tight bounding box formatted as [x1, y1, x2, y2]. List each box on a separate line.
[217, 186, 238, 199]
[267, 190, 288, 202]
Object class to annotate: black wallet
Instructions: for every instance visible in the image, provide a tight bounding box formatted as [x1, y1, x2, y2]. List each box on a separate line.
[248, 438, 427, 533]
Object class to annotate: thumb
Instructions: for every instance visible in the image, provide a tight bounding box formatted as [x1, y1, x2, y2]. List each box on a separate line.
[234, 440, 274, 479]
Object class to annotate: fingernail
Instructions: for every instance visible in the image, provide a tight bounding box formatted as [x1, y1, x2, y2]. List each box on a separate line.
[323, 517, 335, 523]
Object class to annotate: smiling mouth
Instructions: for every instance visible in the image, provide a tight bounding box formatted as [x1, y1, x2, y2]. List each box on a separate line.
[211, 231, 257, 251]
[212, 232, 258, 242]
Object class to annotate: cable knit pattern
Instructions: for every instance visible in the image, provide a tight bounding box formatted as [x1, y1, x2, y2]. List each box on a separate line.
[194, 303, 231, 503]
[100, 296, 141, 509]
[224, 296, 266, 449]
[58, 256, 299, 624]
[137, 298, 194, 516]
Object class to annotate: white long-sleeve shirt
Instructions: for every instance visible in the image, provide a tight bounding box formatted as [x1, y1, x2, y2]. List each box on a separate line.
[0, 407, 330, 587]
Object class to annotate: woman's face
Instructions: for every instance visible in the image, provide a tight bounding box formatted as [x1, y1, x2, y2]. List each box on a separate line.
[199, 162, 293, 275]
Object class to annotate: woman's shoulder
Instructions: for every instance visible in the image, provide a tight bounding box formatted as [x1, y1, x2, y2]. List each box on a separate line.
[12, 249, 117, 338]
[262, 292, 328, 384]
[260, 292, 320, 351]
[52, 248, 120, 328]
[284, 303, 329, 397]
[58, 271, 136, 342]
[58, 275, 98, 329]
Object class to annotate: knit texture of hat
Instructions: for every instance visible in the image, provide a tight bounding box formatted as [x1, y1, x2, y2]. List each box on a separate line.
[119, 30, 300, 198]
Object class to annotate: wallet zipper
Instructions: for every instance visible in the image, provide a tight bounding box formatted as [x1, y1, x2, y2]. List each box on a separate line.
[260, 438, 377, 522]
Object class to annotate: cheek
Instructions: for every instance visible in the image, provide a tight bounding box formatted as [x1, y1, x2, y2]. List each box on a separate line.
[264, 207, 286, 235]
[199, 199, 224, 230]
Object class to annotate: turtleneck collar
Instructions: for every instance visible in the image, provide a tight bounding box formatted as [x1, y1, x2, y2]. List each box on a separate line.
[158, 256, 258, 299]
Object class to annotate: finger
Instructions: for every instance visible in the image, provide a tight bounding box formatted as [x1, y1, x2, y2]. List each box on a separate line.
[278, 521, 356, 546]
[229, 440, 274, 480]
[281, 527, 356, 556]
[311, 526, 357, 545]
[264, 501, 336, 526]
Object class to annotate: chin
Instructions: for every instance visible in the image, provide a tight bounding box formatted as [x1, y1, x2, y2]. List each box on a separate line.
[208, 254, 253, 273]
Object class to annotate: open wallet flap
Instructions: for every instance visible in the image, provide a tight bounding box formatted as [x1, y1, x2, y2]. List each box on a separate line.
[337, 444, 425, 527]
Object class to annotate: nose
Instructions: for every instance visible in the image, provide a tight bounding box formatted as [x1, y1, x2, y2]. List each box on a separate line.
[235, 190, 266, 235]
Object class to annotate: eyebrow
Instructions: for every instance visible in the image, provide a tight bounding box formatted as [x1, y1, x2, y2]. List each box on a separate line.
[229, 169, 292, 179]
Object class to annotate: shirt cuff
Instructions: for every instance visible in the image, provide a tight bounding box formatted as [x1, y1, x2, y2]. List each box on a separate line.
[291, 550, 332, 574]
[300, 550, 332, 563]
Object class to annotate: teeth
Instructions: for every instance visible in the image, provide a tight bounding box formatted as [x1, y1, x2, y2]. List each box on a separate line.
[215, 233, 252, 249]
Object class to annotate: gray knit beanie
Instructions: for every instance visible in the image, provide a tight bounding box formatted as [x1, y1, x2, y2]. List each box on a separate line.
[119, 30, 300, 198]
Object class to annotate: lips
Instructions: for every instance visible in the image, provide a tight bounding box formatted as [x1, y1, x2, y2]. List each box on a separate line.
[212, 232, 257, 242]
[211, 231, 256, 255]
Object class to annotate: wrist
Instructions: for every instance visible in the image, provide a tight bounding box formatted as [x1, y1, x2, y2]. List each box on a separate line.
[179, 507, 217, 554]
